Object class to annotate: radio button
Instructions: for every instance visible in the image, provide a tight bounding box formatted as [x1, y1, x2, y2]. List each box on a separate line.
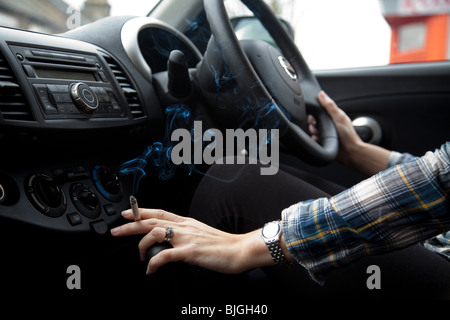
[94, 87, 110, 103]
[67, 212, 82, 226]
[33, 84, 58, 114]
[46, 84, 59, 92]
[57, 104, 67, 114]
[57, 85, 69, 92]
[23, 65, 36, 78]
[66, 104, 78, 114]
[50, 92, 64, 104]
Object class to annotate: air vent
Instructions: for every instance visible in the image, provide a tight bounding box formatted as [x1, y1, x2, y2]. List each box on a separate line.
[0, 50, 33, 121]
[104, 55, 145, 119]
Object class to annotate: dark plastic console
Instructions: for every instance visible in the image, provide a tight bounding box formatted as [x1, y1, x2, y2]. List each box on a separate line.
[0, 163, 132, 234]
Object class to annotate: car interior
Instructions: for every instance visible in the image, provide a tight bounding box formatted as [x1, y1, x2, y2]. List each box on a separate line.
[0, 0, 449, 304]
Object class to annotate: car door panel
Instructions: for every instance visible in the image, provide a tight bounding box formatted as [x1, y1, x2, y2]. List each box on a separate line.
[295, 62, 450, 187]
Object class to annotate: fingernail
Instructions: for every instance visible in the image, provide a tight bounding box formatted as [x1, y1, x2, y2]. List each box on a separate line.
[110, 227, 120, 236]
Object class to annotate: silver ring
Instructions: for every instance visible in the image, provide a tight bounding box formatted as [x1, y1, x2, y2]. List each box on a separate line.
[163, 227, 174, 244]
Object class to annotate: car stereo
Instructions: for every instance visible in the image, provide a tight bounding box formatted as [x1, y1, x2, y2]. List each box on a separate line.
[9, 45, 126, 120]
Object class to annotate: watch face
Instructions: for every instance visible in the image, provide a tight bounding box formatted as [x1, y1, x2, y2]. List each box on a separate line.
[262, 221, 280, 238]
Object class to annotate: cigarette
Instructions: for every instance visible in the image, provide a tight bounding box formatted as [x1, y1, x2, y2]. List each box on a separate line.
[130, 195, 140, 221]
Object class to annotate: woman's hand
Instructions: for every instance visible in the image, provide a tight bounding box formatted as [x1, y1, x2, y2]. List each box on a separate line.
[309, 91, 391, 176]
[309, 91, 364, 166]
[111, 208, 274, 275]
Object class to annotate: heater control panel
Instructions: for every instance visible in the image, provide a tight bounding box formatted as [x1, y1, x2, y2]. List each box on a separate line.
[0, 162, 132, 234]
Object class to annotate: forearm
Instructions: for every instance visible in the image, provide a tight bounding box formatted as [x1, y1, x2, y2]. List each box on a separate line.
[339, 140, 391, 176]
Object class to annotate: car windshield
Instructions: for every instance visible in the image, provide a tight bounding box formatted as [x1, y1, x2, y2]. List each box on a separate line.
[0, 0, 161, 34]
[224, 0, 450, 69]
[1, 0, 450, 70]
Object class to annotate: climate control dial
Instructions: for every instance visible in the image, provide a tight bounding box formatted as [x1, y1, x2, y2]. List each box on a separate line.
[25, 173, 66, 217]
[70, 183, 101, 219]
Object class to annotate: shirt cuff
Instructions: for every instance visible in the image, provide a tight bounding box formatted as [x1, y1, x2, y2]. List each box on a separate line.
[281, 200, 331, 285]
[387, 151, 416, 168]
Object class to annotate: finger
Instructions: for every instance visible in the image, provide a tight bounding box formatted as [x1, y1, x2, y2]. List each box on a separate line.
[309, 133, 320, 143]
[146, 248, 186, 274]
[318, 91, 353, 128]
[121, 208, 185, 223]
[110, 219, 157, 237]
[307, 114, 317, 126]
[138, 227, 167, 261]
[308, 122, 319, 136]
[307, 115, 320, 141]
[121, 209, 138, 220]
[309, 127, 320, 142]
[318, 91, 339, 116]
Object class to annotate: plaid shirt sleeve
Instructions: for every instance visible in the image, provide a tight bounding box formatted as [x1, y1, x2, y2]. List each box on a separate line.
[387, 150, 417, 167]
[281, 142, 450, 285]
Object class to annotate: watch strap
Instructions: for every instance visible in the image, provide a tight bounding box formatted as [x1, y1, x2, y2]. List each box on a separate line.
[267, 238, 287, 265]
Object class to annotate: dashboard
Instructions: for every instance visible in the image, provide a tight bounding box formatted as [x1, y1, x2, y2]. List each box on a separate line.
[0, 16, 203, 234]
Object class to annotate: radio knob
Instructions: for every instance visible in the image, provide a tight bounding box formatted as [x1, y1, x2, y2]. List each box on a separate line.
[70, 82, 99, 115]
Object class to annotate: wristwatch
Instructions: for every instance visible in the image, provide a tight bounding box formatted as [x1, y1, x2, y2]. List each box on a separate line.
[261, 220, 287, 265]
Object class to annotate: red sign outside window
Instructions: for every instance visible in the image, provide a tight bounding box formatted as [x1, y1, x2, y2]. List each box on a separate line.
[380, 0, 450, 63]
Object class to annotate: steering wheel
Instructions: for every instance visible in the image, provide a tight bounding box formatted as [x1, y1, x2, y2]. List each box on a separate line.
[202, 0, 338, 165]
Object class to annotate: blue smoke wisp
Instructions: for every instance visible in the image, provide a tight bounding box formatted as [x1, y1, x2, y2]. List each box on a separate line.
[119, 104, 193, 193]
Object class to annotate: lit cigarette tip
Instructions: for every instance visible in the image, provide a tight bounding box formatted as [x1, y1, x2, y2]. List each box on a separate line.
[130, 195, 140, 221]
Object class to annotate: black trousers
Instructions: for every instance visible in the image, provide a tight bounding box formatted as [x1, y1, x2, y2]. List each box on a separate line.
[189, 159, 450, 300]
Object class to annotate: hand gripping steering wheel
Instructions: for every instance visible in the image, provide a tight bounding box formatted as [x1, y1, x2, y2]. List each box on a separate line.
[202, 0, 338, 165]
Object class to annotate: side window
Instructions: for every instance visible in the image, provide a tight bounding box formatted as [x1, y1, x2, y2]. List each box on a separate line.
[225, 0, 450, 70]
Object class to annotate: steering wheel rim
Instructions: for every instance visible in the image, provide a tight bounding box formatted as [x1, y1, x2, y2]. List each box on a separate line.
[203, 0, 338, 165]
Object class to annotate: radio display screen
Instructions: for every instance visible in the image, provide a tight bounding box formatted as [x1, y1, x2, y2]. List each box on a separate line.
[35, 68, 96, 82]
